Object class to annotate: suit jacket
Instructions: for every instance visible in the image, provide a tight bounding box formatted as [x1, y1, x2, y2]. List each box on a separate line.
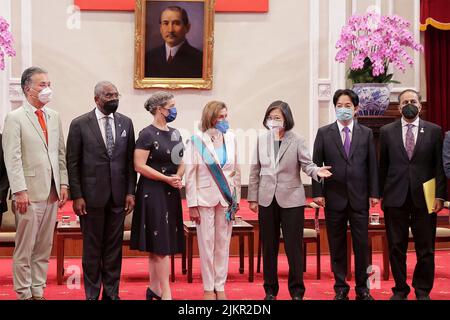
[248, 130, 319, 208]
[442, 131, 450, 179]
[379, 119, 446, 209]
[0, 134, 9, 214]
[2, 102, 68, 202]
[145, 41, 203, 78]
[66, 109, 137, 208]
[312, 121, 379, 212]
[184, 131, 241, 208]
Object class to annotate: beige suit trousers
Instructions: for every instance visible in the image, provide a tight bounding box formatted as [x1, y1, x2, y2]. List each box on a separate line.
[13, 185, 58, 300]
[196, 205, 232, 292]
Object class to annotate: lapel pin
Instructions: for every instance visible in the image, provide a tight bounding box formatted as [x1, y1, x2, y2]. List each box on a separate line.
[420, 128, 424, 133]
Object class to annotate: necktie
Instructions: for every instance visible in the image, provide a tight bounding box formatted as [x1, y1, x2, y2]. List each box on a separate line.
[35, 110, 48, 144]
[343, 126, 351, 157]
[405, 123, 415, 159]
[104, 116, 114, 158]
[167, 50, 173, 63]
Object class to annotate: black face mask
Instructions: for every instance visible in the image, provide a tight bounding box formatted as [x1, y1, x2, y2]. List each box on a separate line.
[401, 103, 419, 120]
[103, 99, 119, 115]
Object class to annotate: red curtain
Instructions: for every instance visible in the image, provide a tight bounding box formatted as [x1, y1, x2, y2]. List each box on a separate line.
[422, 0, 450, 131]
[422, 0, 450, 197]
[420, 0, 450, 31]
[425, 28, 450, 131]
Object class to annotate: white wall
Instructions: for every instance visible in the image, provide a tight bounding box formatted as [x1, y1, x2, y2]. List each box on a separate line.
[27, 0, 312, 184]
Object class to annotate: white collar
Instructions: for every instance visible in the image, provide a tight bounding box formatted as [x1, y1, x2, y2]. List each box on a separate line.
[401, 117, 420, 128]
[165, 41, 185, 60]
[337, 119, 354, 133]
[95, 107, 114, 121]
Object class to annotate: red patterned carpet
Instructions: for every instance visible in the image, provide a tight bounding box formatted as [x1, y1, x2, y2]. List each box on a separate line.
[1, 251, 449, 300]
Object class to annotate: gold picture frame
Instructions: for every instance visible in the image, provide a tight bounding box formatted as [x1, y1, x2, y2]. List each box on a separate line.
[134, 0, 215, 90]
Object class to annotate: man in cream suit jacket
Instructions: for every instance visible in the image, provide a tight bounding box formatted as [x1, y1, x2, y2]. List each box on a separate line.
[2, 67, 68, 300]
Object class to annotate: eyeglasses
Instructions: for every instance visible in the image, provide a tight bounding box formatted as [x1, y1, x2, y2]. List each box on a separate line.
[102, 93, 122, 99]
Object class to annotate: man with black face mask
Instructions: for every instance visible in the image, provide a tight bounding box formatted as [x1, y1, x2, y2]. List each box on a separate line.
[66, 81, 137, 300]
[379, 89, 446, 300]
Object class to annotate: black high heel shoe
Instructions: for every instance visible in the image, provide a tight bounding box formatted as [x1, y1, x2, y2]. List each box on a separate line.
[146, 288, 162, 300]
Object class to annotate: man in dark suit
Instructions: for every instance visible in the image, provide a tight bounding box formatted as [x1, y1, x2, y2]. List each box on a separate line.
[379, 89, 446, 300]
[0, 134, 9, 227]
[66, 81, 137, 300]
[313, 89, 379, 300]
[442, 131, 450, 178]
[145, 6, 203, 78]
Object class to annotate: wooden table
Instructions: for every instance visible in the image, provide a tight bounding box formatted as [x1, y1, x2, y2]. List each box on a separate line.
[56, 221, 83, 285]
[346, 222, 390, 281]
[183, 220, 254, 283]
[55, 220, 176, 285]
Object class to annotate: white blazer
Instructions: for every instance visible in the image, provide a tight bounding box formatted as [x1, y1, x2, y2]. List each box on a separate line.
[184, 131, 241, 208]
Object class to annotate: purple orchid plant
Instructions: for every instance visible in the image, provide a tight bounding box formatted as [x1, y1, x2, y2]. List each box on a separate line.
[0, 16, 16, 70]
[335, 12, 423, 84]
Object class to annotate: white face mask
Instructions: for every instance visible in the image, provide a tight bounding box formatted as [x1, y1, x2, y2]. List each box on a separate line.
[31, 87, 52, 104]
[266, 119, 284, 130]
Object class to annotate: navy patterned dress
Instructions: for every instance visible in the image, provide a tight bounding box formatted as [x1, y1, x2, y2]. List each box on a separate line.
[130, 124, 184, 255]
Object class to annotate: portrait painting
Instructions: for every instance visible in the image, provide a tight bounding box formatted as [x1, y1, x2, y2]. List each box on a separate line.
[134, 0, 214, 89]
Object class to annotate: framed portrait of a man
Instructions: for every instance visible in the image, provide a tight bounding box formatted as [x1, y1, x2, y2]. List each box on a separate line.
[134, 0, 214, 89]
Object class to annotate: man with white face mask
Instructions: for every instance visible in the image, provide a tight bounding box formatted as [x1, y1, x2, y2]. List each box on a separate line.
[2, 67, 69, 300]
[312, 89, 379, 300]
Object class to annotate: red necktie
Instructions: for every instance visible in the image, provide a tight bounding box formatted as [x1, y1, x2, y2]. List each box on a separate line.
[167, 50, 173, 63]
[35, 109, 48, 144]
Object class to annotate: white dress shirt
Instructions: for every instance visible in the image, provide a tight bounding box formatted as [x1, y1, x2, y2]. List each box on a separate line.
[28, 101, 48, 124]
[165, 41, 185, 61]
[95, 107, 115, 145]
[337, 120, 354, 145]
[401, 117, 419, 147]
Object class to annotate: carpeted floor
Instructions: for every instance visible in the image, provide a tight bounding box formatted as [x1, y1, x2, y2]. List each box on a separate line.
[1, 251, 449, 300]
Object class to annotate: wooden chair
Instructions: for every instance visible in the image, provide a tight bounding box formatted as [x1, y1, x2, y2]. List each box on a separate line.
[0, 201, 15, 248]
[256, 202, 321, 279]
[123, 212, 177, 282]
[365, 202, 450, 281]
[407, 200, 450, 250]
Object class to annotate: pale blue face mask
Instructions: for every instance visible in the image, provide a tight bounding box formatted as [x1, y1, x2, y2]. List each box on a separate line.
[215, 120, 229, 134]
[335, 107, 354, 121]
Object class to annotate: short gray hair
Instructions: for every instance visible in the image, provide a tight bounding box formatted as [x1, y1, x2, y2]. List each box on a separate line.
[94, 81, 117, 97]
[144, 91, 174, 115]
[21, 66, 47, 94]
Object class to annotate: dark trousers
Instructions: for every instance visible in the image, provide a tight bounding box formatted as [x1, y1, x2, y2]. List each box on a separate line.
[325, 204, 370, 296]
[80, 197, 125, 300]
[258, 198, 305, 298]
[384, 191, 437, 298]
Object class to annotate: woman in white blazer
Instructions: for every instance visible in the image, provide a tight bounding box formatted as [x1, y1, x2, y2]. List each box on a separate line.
[248, 101, 331, 300]
[185, 101, 241, 300]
